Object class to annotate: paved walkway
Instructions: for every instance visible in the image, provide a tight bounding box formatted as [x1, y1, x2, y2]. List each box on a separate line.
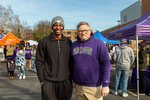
[0, 62, 149, 100]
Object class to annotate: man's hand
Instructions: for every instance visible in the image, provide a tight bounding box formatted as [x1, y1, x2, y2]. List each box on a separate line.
[101, 86, 109, 97]
[73, 83, 76, 89]
[40, 82, 44, 85]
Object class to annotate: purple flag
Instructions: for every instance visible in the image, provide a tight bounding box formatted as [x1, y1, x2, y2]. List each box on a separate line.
[0, 33, 2, 39]
[3, 33, 7, 38]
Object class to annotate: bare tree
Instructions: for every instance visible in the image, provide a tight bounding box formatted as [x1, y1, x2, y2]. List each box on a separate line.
[33, 20, 52, 41]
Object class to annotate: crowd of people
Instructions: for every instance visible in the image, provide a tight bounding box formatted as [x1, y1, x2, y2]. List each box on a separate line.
[1, 15, 149, 100]
[7, 43, 37, 80]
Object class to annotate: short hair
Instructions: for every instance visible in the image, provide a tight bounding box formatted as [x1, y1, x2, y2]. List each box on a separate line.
[32, 45, 36, 49]
[77, 21, 90, 29]
[11, 59, 15, 63]
[19, 44, 24, 50]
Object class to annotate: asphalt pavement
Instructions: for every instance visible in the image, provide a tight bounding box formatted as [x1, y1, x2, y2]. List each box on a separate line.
[0, 62, 149, 100]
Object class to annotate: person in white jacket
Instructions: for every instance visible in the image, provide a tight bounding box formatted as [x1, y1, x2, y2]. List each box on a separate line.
[112, 39, 134, 97]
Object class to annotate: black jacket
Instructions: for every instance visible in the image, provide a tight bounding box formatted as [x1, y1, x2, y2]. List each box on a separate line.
[135, 49, 147, 71]
[35, 33, 72, 83]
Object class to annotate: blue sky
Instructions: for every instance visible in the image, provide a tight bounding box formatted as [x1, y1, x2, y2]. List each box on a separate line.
[0, 0, 138, 31]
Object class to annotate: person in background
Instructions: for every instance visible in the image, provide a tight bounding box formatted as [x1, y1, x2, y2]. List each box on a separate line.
[135, 42, 147, 95]
[112, 39, 134, 97]
[13, 43, 19, 60]
[71, 21, 111, 100]
[8, 59, 16, 79]
[25, 45, 32, 71]
[0, 46, 3, 58]
[3, 45, 8, 59]
[35, 16, 73, 100]
[108, 48, 112, 63]
[15, 44, 26, 79]
[31, 45, 37, 73]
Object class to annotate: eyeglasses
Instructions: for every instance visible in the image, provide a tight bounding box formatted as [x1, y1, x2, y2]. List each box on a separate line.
[77, 29, 90, 33]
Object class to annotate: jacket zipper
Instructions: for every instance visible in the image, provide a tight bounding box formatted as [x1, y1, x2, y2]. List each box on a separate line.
[58, 40, 60, 52]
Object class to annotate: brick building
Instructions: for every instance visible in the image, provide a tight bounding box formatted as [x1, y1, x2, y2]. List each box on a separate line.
[63, 29, 77, 42]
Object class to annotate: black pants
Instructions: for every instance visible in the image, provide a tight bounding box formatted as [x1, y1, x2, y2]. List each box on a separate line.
[41, 79, 73, 100]
[139, 71, 146, 93]
[10, 71, 14, 77]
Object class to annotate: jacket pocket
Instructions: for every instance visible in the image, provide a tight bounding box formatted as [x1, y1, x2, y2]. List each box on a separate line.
[74, 68, 93, 84]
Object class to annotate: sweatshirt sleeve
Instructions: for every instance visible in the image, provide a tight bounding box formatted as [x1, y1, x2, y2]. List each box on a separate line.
[99, 42, 111, 87]
[13, 49, 16, 60]
[35, 40, 45, 83]
[130, 48, 135, 65]
[139, 50, 146, 64]
[113, 50, 117, 62]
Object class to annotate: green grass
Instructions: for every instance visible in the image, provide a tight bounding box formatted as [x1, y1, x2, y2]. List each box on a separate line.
[7, 47, 16, 55]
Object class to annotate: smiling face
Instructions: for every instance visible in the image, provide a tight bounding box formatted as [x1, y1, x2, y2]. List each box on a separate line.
[77, 25, 91, 42]
[52, 23, 64, 36]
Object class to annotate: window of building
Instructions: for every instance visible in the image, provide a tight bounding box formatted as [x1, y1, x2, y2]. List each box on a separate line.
[67, 31, 71, 34]
[75, 32, 77, 35]
[67, 36, 71, 39]
[75, 36, 77, 39]
[124, 15, 127, 22]
[62, 31, 65, 34]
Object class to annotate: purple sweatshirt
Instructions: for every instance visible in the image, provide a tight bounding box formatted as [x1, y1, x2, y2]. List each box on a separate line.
[71, 32, 111, 87]
[25, 49, 32, 59]
[13, 48, 19, 60]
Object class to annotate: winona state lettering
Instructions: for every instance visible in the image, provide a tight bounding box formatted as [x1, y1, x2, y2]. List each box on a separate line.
[73, 47, 92, 56]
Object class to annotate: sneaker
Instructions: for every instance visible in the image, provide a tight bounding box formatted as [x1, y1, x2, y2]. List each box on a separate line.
[139, 92, 145, 95]
[112, 91, 118, 95]
[122, 92, 128, 97]
[19, 76, 22, 79]
[136, 92, 145, 95]
[23, 75, 26, 79]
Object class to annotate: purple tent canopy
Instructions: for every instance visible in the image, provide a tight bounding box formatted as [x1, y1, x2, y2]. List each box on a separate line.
[108, 10, 150, 40]
[108, 10, 150, 100]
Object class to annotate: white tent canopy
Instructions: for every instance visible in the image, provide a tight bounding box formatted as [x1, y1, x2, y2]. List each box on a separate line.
[27, 40, 38, 46]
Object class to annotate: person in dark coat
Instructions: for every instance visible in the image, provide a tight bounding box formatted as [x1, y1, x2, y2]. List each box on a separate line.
[35, 16, 73, 100]
[3, 45, 8, 59]
[135, 42, 147, 95]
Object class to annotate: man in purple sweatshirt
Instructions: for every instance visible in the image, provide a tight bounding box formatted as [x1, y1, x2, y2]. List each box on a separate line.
[71, 21, 111, 100]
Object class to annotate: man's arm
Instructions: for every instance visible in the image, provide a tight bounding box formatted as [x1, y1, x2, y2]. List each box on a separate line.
[98, 42, 111, 90]
[130, 49, 135, 65]
[35, 40, 45, 84]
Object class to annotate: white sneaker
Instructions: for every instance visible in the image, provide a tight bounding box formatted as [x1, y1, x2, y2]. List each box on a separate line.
[23, 75, 26, 79]
[19, 76, 22, 79]
[112, 91, 118, 95]
[122, 92, 128, 97]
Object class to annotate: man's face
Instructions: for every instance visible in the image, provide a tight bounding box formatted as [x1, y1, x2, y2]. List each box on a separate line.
[77, 25, 91, 42]
[52, 23, 64, 36]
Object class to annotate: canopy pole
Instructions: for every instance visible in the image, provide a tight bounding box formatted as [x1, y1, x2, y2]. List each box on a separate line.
[136, 35, 139, 100]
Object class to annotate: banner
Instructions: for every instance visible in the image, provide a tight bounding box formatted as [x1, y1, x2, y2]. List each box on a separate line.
[0, 33, 2, 39]
[3, 33, 7, 38]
